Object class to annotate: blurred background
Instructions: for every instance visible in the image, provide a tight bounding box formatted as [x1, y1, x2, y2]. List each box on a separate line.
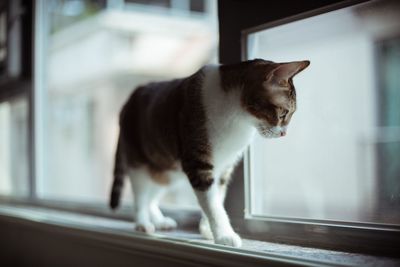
[0, 0, 218, 208]
[0, 0, 399, 226]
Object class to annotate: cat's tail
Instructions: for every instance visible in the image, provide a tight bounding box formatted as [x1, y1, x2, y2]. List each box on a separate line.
[110, 136, 125, 210]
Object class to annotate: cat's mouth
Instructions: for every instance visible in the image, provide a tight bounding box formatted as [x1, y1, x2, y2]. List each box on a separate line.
[256, 124, 286, 138]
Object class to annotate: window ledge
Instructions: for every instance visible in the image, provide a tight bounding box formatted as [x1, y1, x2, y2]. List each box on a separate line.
[0, 204, 398, 267]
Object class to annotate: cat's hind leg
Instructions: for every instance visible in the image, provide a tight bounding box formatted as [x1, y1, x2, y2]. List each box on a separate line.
[129, 167, 155, 233]
[129, 167, 177, 233]
[147, 172, 177, 230]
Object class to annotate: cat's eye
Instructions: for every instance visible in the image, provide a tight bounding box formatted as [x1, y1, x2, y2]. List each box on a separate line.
[279, 111, 288, 119]
[278, 80, 289, 87]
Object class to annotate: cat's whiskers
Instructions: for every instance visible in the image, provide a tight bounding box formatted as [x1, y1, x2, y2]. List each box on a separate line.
[257, 125, 277, 138]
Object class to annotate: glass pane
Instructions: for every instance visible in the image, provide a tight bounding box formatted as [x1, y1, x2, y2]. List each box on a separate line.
[0, 96, 29, 196]
[38, 0, 217, 208]
[247, 0, 400, 224]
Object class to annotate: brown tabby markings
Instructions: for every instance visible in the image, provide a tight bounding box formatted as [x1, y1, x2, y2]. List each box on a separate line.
[148, 167, 170, 185]
[221, 59, 307, 128]
[110, 59, 309, 209]
[110, 137, 126, 209]
[112, 68, 214, 202]
[180, 70, 214, 191]
[219, 165, 234, 186]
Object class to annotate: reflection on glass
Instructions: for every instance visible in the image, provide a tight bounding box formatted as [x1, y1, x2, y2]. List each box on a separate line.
[0, 97, 29, 196]
[0, 10, 6, 63]
[38, 0, 217, 208]
[247, 0, 400, 224]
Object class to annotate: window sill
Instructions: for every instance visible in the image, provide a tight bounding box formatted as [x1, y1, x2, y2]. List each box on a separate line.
[0, 204, 398, 267]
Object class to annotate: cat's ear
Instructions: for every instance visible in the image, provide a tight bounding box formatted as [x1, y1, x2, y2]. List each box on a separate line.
[269, 60, 310, 81]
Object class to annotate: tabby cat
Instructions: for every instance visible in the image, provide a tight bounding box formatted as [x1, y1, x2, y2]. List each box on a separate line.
[110, 59, 310, 247]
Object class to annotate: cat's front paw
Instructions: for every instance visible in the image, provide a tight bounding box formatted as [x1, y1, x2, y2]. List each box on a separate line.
[214, 232, 242, 247]
[154, 217, 177, 230]
[135, 222, 156, 234]
[199, 217, 213, 240]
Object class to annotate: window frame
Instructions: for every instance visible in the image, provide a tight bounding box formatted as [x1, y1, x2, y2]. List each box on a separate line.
[219, 0, 400, 256]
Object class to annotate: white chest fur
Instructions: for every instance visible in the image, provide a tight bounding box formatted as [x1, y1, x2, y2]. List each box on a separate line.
[201, 66, 256, 177]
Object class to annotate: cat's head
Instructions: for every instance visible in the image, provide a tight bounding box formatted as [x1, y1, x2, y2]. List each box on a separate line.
[240, 59, 310, 138]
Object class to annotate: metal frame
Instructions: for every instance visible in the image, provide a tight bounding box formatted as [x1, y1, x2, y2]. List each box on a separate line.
[220, 0, 400, 257]
[31, 0, 47, 200]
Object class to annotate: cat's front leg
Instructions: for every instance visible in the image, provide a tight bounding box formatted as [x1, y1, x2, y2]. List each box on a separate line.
[194, 184, 242, 247]
[199, 213, 213, 240]
[199, 165, 234, 241]
[183, 163, 241, 247]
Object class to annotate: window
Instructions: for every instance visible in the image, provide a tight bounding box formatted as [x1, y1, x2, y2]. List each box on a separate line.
[0, 0, 31, 199]
[246, 1, 400, 224]
[220, 0, 400, 254]
[0, 96, 29, 197]
[35, 0, 217, 208]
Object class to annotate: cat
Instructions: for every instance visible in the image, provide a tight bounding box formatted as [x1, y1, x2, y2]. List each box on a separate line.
[109, 58, 310, 247]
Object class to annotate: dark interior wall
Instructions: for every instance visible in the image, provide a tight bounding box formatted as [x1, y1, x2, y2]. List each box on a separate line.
[217, 0, 353, 64]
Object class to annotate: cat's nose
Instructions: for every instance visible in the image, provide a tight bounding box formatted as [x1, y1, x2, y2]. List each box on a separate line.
[280, 131, 286, 137]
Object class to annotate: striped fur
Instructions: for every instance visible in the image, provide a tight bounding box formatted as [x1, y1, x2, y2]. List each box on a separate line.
[109, 59, 309, 247]
[110, 136, 125, 210]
